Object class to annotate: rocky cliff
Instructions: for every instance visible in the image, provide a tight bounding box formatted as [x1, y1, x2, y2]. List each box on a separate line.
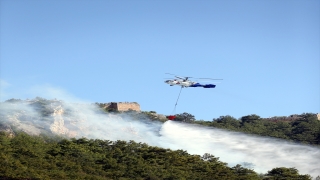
[0, 98, 162, 141]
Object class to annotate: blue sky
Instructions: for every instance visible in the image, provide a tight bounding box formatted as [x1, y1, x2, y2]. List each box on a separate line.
[1, 0, 319, 120]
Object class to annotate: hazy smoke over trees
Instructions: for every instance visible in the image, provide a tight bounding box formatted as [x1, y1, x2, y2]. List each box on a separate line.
[1, 97, 319, 178]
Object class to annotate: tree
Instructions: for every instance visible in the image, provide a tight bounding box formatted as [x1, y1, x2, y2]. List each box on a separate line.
[175, 112, 196, 122]
[266, 167, 311, 180]
[240, 114, 261, 124]
[232, 164, 258, 180]
[212, 115, 240, 129]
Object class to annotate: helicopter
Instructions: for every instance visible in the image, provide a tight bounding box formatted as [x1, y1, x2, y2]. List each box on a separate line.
[164, 73, 223, 120]
[164, 73, 222, 88]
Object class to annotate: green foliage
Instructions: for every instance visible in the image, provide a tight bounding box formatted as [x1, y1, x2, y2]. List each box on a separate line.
[241, 114, 261, 124]
[175, 112, 196, 122]
[0, 132, 281, 180]
[141, 111, 168, 122]
[212, 115, 240, 130]
[193, 113, 320, 145]
[0, 132, 312, 180]
[1, 98, 317, 179]
[265, 167, 311, 180]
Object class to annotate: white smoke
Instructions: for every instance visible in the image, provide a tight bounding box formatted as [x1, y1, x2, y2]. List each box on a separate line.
[0, 99, 163, 145]
[0, 83, 319, 178]
[158, 121, 320, 178]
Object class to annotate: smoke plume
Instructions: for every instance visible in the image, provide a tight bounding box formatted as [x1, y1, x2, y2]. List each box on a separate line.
[0, 84, 319, 178]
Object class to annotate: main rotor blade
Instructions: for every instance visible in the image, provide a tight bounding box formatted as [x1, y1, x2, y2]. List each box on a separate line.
[166, 73, 191, 78]
[196, 78, 223, 80]
[165, 73, 220, 80]
[175, 76, 186, 80]
[165, 73, 177, 76]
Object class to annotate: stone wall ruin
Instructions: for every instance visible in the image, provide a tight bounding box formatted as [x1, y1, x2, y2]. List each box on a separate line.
[99, 102, 140, 112]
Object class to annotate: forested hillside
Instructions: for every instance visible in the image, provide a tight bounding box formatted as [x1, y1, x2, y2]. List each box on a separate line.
[1, 98, 319, 179]
[171, 112, 320, 145]
[0, 132, 312, 180]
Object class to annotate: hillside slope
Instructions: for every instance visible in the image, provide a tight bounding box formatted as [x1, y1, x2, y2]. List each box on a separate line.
[0, 98, 319, 179]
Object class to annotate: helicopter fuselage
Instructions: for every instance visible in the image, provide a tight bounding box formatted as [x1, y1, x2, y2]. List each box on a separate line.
[164, 79, 216, 88]
[164, 79, 195, 87]
[164, 73, 220, 88]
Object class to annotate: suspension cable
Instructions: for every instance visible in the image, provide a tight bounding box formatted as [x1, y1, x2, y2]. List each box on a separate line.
[172, 87, 183, 114]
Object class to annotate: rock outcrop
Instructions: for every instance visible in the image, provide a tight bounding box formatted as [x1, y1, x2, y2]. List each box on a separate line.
[50, 105, 69, 136]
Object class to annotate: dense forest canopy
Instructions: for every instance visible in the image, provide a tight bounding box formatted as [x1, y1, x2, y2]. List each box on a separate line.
[0, 132, 313, 180]
[169, 112, 320, 146]
[138, 109, 320, 146]
[1, 98, 319, 179]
